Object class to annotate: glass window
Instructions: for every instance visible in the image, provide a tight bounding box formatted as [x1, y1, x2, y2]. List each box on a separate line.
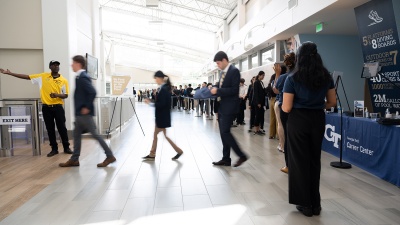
[261, 45, 275, 65]
[240, 58, 248, 72]
[250, 53, 258, 69]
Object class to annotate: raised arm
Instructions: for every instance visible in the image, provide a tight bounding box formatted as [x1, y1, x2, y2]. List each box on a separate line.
[0, 68, 30, 80]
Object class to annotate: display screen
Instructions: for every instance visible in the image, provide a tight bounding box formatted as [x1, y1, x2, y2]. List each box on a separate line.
[86, 53, 98, 80]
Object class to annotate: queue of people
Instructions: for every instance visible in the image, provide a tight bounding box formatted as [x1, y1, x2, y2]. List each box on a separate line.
[1, 41, 336, 218]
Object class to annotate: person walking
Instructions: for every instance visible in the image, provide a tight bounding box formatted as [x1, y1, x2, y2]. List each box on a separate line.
[282, 42, 336, 217]
[143, 71, 183, 160]
[252, 71, 266, 136]
[59, 55, 116, 167]
[1, 61, 72, 157]
[211, 51, 248, 167]
[273, 53, 295, 174]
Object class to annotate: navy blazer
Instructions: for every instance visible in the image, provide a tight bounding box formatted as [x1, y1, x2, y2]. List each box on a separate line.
[216, 65, 240, 115]
[155, 84, 171, 128]
[74, 71, 96, 116]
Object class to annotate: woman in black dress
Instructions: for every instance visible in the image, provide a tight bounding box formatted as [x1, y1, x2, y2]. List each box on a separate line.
[252, 71, 266, 135]
[143, 71, 183, 160]
[247, 76, 256, 132]
[282, 42, 336, 217]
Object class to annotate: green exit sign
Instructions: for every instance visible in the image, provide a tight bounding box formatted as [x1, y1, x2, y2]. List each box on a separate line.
[316, 23, 324, 33]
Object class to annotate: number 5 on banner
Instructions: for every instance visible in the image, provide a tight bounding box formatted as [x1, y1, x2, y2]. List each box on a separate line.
[390, 50, 398, 65]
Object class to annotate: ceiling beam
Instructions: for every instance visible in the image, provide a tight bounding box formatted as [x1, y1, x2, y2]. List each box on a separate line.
[102, 30, 212, 56]
[102, 6, 216, 33]
[159, 0, 226, 19]
[195, 0, 237, 10]
[108, 0, 219, 27]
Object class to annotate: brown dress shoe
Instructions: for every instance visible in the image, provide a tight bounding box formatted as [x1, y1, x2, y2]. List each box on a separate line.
[59, 159, 80, 167]
[233, 156, 248, 167]
[280, 166, 289, 174]
[97, 156, 116, 167]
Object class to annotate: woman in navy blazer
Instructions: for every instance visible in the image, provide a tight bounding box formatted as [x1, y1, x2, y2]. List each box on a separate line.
[143, 71, 183, 160]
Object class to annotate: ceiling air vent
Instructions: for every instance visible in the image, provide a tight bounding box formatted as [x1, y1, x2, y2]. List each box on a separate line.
[288, 0, 298, 9]
[146, 0, 159, 7]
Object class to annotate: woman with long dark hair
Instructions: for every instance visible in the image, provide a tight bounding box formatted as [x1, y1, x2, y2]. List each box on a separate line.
[282, 42, 336, 217]
[143, 71, 183, 160]
[273, 53, 295, 174]
[251, 71, 266, 135]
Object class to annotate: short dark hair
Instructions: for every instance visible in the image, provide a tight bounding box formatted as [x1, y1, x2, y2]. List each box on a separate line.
[213, 51, 229, 62]
[258, 71, 265, 75]
[72, 55, 86, 69]
[240, 78, 245, 83]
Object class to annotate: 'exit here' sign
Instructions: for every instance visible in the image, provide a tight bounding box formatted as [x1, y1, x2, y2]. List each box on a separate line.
[0, 116, 31, 125]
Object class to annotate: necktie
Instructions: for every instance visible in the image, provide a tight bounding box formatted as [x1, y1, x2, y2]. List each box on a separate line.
[217, 71, 226, 102]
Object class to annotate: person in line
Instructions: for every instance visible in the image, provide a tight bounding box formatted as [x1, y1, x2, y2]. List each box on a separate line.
[133, 87, 137, 98]
[212, 81, 220, 120]
[60, 55, 116, 167]
[247, 76, 256, 132]
[236, 78, 247, 126]
[142, 71, 183, 160]
[0, 61, 72, 157]
[178, 85, 184, 110]
[199, 82, 207, 114]
[282, 42, 336, 217]
[211, 51, 248, 167]
[266, 66, 286, 139]
[183, 85, 189, 111]
[273, 53, 295, 174]
[252, 71, 266, 136]
[207, 83, 214, 116]
[138, 90, 142, 102]
[187, 84, 194, 111]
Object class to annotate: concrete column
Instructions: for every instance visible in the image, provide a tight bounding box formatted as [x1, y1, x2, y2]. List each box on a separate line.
[237, 0, 246, 29]
[41, 0, 77, 130]
[223, 20, 230, 43]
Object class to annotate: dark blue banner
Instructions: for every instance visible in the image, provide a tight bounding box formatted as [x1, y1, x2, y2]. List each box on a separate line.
[355, 0, 400, 115]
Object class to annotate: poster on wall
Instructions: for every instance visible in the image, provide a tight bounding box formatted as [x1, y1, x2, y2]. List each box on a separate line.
[355, 0, 400, 115]
[111, 76, 131, 96]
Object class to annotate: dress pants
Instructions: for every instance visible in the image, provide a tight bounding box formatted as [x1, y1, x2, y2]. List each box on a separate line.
[279, 106, 289, 166]
[71, 115, 113, 161]
[218, 113, 246, 162]
[287, 108, 325, 207]
[236, 99, 246, 124]
[254, 106, 265, 128]
[249, 106, 255, 129]
[42, 105, 70, 151]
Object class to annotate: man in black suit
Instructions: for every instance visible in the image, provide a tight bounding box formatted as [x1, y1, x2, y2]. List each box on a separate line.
[210, 51, 248, 167]
[59, 55, 116, 168]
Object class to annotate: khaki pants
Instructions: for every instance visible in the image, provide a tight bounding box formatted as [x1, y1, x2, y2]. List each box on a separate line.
[269, 97, 278, 137]
[274, 101, 285, 149]
[150, 126, 182, 157]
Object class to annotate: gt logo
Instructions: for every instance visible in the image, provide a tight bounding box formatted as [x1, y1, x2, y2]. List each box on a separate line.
[324, 124, 341, 148]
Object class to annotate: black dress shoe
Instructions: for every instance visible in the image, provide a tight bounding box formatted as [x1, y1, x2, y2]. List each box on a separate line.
[296, 205, 313, 217]
[233, 156, 247, 167]
[64, 148, 73, 154]
[313, 206, 321, 216]
[172, 152, 183, 160]
[47, 151, 59, 157]
[212, 160, 231, 166]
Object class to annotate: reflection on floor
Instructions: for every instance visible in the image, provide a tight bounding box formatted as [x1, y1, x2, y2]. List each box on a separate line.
[1, 103, 400, 225]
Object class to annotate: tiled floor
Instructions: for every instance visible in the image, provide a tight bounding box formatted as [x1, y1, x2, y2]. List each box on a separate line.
[1, 103, 400, 225]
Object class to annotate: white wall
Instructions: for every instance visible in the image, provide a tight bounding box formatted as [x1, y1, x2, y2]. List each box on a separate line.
[0, 0, 43, 99]
[245, 0, 269, 23]
[222, 0, 337, 64]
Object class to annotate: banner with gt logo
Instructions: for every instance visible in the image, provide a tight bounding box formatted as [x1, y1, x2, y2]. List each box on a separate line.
[355, 0, 400, 115]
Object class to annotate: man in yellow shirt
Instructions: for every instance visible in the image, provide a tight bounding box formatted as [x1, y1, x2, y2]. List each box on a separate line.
[0, 60, 72, 157]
